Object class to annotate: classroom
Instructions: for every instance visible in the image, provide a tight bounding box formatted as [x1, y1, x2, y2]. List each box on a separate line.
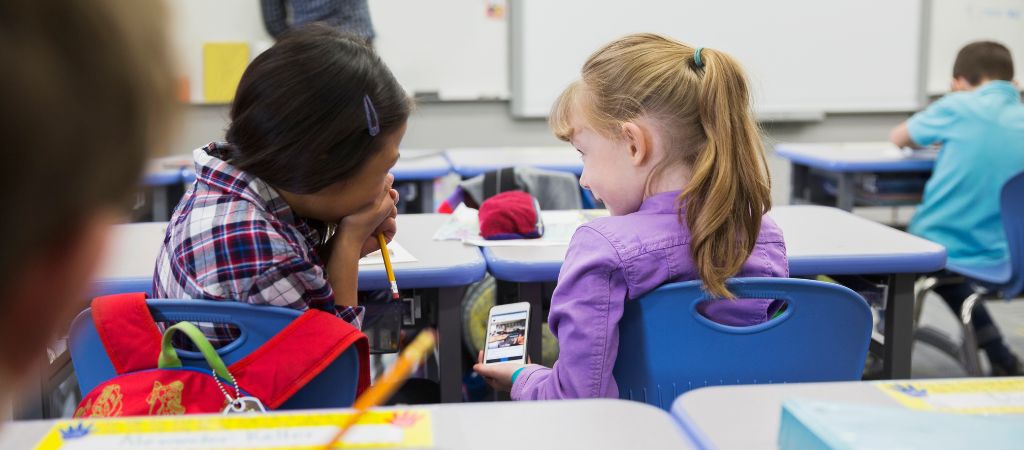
[1, 0, 1023, 448]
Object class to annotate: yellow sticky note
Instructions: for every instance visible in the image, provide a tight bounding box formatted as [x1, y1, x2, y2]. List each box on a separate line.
[202, 42, 249, 103]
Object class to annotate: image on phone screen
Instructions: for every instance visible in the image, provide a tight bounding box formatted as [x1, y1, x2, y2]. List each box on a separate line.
[485, 310, 527, 364]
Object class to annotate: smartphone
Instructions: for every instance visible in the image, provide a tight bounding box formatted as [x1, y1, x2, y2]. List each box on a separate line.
[483, 302, 530, 364]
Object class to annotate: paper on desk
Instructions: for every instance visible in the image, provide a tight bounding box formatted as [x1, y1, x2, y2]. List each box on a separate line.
[875, 378, 1024, 414]
[34, 409, 433, 449]
[433, 205, 608, 247]
[431, 204, 483, 241]
[359, 241, 417, 265]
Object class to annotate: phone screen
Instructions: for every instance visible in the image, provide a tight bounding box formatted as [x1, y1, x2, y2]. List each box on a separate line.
[484, 310, 528, 364]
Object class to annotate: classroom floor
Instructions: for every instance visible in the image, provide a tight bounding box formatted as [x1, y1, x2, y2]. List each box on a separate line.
[912, 292, 1024, 377]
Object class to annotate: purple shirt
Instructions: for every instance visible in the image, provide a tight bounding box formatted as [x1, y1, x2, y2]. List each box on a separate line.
[511, 191, 788, 400]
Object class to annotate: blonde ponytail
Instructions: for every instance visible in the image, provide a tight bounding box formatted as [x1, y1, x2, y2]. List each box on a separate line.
[683, 48, 772, 298]
[549, 33, 772, 298]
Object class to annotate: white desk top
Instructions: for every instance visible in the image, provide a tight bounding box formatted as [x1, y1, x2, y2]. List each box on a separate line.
[0, 399, 695, 449]
[392, 149, 451, 181]
[96, 222, 167, 281]
[675, 379, 975, 450]
[445, 146, 583, 177]
[357, 214, 486, 289]
[768, 205, 945, 275]
[94, 215, 485, 294]
[146, 154, 193, 172]
[145, 150, 451, 183]
[483, 205, 946, 282]
[774, 141, 937, 172]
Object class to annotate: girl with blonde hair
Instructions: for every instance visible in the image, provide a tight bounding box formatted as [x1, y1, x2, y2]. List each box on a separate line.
[474, 33, 788, 400]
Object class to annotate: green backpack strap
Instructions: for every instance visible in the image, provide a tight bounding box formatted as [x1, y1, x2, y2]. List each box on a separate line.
[157, 321, 232, 382]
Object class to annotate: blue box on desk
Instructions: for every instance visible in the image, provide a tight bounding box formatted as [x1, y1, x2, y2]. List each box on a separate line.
[778, 399, 1024, 450]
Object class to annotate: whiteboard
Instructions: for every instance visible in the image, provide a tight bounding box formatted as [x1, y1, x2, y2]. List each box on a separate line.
[510, 0, 925, 119]
[927, 0, 1024, 94]
[369, 0, 508, 100]
[168, 0, 508, 103]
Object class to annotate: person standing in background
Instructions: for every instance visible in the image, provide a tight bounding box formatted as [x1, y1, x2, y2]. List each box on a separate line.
[261, 0, 375, 44]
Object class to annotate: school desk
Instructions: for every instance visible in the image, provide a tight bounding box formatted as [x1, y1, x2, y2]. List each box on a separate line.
[93, 215, 486, 403]
[445, 146, 583, 178]
[392, 149, 452, 213]
[357, 214, 487, 403]
[142, 154, 194, 221]
[673, 377, 1024, 450]
[144, 149, 452, 218]
[0, 399, 696, 449]
[775, 142, 937, 211]
[482, 205, 946, 380]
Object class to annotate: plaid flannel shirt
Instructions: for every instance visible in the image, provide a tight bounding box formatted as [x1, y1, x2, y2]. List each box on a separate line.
[153, 143, 362, 347]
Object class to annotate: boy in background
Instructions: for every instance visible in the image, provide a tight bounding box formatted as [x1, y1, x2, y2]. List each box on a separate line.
[890, 41, 1024, 375]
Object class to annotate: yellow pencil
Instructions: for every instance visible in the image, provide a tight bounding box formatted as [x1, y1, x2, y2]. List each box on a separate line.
[377, 233, 399, 300]
[323, 330, 436, 448]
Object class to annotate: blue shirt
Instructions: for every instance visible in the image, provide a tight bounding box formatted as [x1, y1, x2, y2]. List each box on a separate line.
[907, 81, 1024, 267]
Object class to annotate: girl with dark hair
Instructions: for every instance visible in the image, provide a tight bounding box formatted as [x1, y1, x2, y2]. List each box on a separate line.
[154, 23, 411, 345]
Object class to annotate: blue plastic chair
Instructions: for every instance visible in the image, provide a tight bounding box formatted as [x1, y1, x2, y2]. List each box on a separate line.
[69, 299, 361, 409]
[613, 278, 872, 410]
[914, 171, 1024, 375]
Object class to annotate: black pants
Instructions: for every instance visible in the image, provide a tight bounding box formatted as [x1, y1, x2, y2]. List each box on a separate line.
[932, 276, 1005, 352]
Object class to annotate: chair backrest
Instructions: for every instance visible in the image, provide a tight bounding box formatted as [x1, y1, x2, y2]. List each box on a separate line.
[613, 278, 872, 410]
[69, 299, 360, 409]
[999, 171, 1024, 297]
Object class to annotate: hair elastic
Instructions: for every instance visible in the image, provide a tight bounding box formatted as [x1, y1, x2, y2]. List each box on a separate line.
[363, 94, 380, 137]
[693, 47, 705, 68]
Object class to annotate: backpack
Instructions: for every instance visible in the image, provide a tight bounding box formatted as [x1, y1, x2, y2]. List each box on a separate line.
[73, 293, 369, 417]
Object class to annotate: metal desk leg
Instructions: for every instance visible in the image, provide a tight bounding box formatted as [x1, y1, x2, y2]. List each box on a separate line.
[519, 283, 544, 365]
[836, 172, 856, 212]
[418, 180, 435, 214]
[12, 372, 44, 420]
[790, 163, 810, 205]
[438, 286, 465, 403]
[152, 186, 169, 222]
[882, 273, 914, 379]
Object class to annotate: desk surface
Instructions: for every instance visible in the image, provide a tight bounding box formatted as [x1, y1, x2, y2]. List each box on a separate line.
[484, 205, 947, 282]
[0, 399, 695, 450]
[93, 215, 485, 296]
[445, 146, 583, 177]
[775, 141, 937, 172]
[392, 149, 452, 181]
[146, 150, 451, 186]
[673, 379, 979, 450]
[142, 154, 193, 187]
[357, 214, 486, 290]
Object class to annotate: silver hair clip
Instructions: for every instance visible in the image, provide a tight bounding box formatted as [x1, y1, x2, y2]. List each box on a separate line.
[363, 94, 380, 137]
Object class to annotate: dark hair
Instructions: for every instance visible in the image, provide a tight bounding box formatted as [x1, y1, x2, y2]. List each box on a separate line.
[0, 0, 175, 281]
[953, 41, 1015, 86]
[225, 23, 411, 194]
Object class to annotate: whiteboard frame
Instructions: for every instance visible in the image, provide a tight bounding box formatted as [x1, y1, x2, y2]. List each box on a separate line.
[509, 0, 929, 120]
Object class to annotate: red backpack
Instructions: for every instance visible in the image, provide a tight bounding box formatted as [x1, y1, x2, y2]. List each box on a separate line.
[74, 293, 369, 418]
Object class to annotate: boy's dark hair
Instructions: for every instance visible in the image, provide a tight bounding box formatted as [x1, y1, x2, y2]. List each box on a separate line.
[953, 41, 1015, 86]
[225, 23, 412, 194]
[0, 0, 175, 283]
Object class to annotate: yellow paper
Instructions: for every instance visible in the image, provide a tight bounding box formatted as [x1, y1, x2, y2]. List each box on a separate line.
[876, 378, 1024, 414]
[34, 409, 433, 449]
[203, 42, 249, 103]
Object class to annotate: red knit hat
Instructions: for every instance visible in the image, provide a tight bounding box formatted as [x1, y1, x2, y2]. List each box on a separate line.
[478, 191, 545, 240]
